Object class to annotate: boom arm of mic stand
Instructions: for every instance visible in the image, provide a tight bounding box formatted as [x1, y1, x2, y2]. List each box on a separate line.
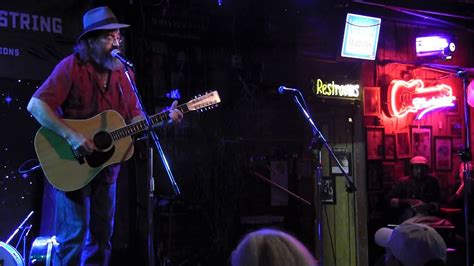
[292, 94, 357, 193]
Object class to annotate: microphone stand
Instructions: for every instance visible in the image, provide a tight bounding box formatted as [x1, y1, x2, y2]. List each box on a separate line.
[290, 91, 356, 266]
[458, 71, 471, 266]
[122, 64, 181, 266]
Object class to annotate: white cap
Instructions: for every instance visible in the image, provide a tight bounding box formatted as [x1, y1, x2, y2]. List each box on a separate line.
[410, 156, 428, 165]
[374, 223, 447, 266]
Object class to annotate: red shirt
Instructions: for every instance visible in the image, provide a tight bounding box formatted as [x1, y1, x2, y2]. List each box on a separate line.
[33, 54, 141, 121]
[33, 54, 143, 183]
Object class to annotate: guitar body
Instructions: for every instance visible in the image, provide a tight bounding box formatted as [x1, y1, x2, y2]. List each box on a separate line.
[34, 110, 134, 191]
[33, 90, 221, 192]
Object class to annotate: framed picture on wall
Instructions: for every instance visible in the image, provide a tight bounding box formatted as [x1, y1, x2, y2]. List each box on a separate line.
[321, 176, 336, 204]
[410, 125, 432, 168]
[331, 152, 351, 175]
[364, 87, 381, 116]
[384, 134, 396, 160]
[434, 136, 452, 171]
[366, 127, 384, 160]
[396, 131, 412, 159]
[447, 115, 463, 138]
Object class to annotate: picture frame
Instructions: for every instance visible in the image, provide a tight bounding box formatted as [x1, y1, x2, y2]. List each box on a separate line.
[363, 87, 381, 116]
[410, 125, 432, 168]
[434, 136, 452, 171]
[447, 115, 463, 138]
[321, 176, 336, 204]
[331, 152, 351, 175]
[384, 133, 396, 160]
[366, 127, 384, 160]
[395, 131, 412, 159]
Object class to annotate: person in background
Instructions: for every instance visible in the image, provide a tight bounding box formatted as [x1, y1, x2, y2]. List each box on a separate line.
[446, 161, 474, 245]
[387, 156, 441, 224]
[231, 228, 318, 266]
[27, 6, 183, 265]
[448, 161, 472, 206]
[374, 223, 447, 266]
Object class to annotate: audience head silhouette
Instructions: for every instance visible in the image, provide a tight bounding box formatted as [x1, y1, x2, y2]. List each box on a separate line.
[231, 228, 317, 266]
[375, 223, 446, 266]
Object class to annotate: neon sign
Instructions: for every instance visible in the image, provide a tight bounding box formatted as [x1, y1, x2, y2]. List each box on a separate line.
[311, 79, 360, 98]
[387, 79, 456, 120]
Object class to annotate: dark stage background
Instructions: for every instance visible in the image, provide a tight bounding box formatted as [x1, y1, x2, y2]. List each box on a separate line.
[6, 0, 473, 265]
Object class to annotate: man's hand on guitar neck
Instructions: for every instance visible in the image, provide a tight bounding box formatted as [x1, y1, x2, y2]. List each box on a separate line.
[168, 100, 183, 124]
[131, 100, 183, 126]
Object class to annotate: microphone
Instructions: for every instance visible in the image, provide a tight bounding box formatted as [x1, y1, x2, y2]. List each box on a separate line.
[111, 49, 134, 69]
[278, 86, 299, 94]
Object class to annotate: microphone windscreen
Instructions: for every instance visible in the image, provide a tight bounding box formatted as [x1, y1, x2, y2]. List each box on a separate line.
[111, 49, 120, 57]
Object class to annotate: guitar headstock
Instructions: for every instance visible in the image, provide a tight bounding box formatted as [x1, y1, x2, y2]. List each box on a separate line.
[187, 91, 221, 112]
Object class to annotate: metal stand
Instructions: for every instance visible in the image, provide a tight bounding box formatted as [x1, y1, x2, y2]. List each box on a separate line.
[458, 71, 471, 266]
[289, 91, 356, 266]
[311, 139, 324, 265]
[123, 65, 181, 266]
[5, 211, 34, 260]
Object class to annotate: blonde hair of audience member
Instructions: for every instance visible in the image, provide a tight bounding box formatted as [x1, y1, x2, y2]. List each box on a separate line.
[231, 228, 317, 266]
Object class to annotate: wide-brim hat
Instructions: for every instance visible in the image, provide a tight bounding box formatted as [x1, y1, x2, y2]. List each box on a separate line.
[77, 6, 130, 42]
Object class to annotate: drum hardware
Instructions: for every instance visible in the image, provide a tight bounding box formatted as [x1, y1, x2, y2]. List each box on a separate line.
[0, 242, 24, 266]
[0, 211, 34, 266]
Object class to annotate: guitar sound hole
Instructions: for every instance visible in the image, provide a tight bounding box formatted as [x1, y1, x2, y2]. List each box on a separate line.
[94, 131, 113, 151]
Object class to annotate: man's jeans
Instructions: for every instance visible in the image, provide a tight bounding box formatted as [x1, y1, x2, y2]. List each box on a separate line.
[53, 178, 116, 266]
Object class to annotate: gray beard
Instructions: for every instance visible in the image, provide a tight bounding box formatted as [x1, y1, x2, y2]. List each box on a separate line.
[90, 47, 122, 70]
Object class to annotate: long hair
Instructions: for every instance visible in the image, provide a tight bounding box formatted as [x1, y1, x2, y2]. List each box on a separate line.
[231, 229, 317, 266]
[74, 38, 92, 63]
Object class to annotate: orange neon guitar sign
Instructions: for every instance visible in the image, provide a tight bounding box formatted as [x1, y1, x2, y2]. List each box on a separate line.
[387, 79, 456, 119]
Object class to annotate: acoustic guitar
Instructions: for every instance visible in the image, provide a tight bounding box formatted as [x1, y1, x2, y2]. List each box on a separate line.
[34, 91, 221, 192]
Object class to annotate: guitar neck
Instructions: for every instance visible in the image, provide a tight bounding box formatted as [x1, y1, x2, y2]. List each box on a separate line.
[110, 104, 190, 140]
